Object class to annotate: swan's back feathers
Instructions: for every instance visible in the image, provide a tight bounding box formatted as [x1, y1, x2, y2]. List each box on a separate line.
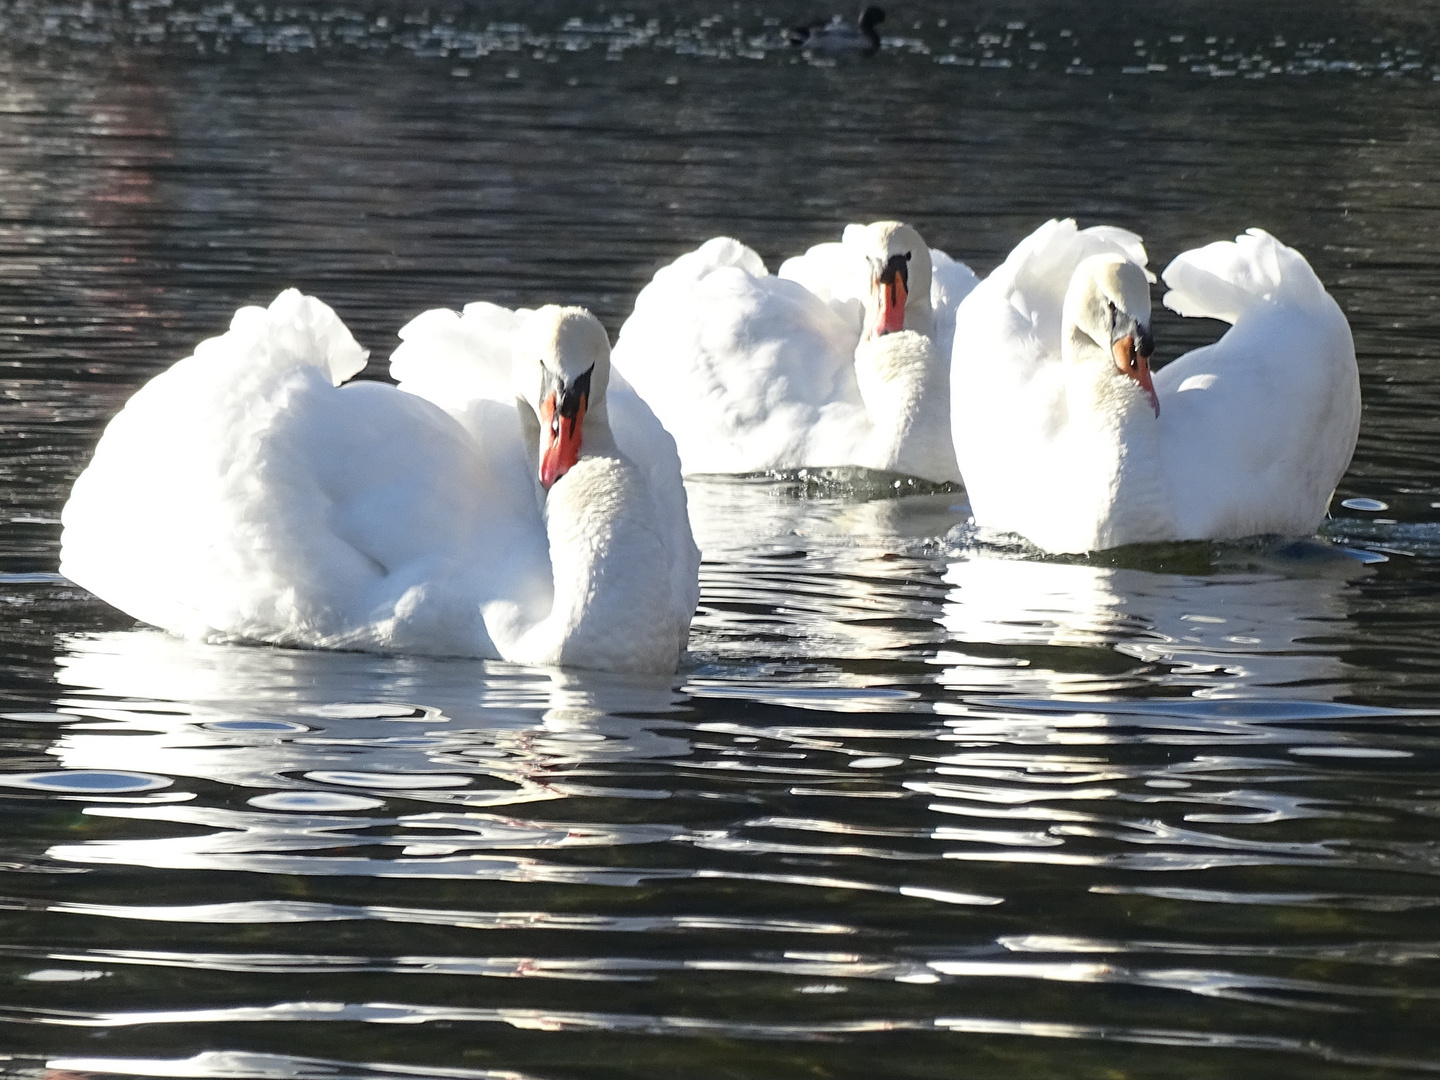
[1161, 228, 1331, 325]
[778, 239, 867, 332]
[613, 237, 865, 474]
[663, 235, 768, 282]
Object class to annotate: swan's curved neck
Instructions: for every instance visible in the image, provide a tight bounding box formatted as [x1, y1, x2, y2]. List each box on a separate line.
[1060, 340, 1172, 548]
[853, 330, 956, 479]
[486, 409, 681, 673]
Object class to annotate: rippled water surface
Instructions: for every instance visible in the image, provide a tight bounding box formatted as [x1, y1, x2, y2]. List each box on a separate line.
[4, 1, 1440, 1077]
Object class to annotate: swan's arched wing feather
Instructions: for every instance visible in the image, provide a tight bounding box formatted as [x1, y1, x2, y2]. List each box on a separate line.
[1156, 232, 1360, 538]
[61, 293, 548, 656]
[951, 270, 1069, 528]
[777, 240, 867, 333]
[1003, 219, 1150, 344]
[1161, 228, 1329, 324]
[391, 301, 522, 414]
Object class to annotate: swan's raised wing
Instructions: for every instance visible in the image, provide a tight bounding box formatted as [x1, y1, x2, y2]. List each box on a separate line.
[777, 238, 867, 334]
[612, 236, 865, 474]
[1156, 229, 1360, 539]
[389, 299, 545, 514]
[61, 291, 534, 656]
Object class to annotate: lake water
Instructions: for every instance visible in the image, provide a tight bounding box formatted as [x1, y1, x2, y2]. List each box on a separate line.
[3, 2, 1440, 1077]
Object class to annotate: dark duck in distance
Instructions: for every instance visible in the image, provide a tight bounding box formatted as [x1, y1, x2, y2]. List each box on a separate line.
[789, 6, 885, 53]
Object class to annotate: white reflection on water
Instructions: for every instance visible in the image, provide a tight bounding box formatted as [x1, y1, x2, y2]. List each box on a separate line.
[938, 545, 1370, 700]
[40, 628, 999, 906]
[50, 629, 690, 806]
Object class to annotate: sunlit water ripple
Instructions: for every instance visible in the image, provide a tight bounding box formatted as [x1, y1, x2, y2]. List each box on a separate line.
[3, 2, 1440, 1077]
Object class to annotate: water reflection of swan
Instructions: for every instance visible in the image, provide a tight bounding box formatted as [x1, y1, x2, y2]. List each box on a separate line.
[44, 629, 1004, 908]
[685, 476, 966, 559]
[937, 546, 1368, 701]
[50, 629, 692, 809]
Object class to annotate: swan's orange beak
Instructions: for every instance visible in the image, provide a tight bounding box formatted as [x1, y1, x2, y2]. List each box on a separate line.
[538, 370, 591, 489]
[870, 252, 911, 338]
[1113, 328, 1159, 417]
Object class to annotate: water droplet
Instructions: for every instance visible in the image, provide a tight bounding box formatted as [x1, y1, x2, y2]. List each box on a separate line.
[1341, 497, 1388, 511]
[848, 757, 904, 769]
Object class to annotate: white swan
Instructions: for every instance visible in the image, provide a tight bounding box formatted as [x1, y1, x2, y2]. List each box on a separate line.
[60, 290, 701, 674]
[950, 220, 1361, 554]
[611, 220, 978, 483]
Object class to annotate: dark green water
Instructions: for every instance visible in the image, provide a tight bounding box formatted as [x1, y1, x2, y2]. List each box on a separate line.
[3, 2, 1440, 1077]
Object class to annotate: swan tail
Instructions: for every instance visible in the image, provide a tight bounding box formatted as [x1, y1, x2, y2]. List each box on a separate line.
[1161, 229, 1328, 325]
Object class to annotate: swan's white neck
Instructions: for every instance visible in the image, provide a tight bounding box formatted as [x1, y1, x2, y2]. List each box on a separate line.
[1057, 341, 1173, 550]
[486, 406, 683, 673]
[853, 329, 957, 480]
